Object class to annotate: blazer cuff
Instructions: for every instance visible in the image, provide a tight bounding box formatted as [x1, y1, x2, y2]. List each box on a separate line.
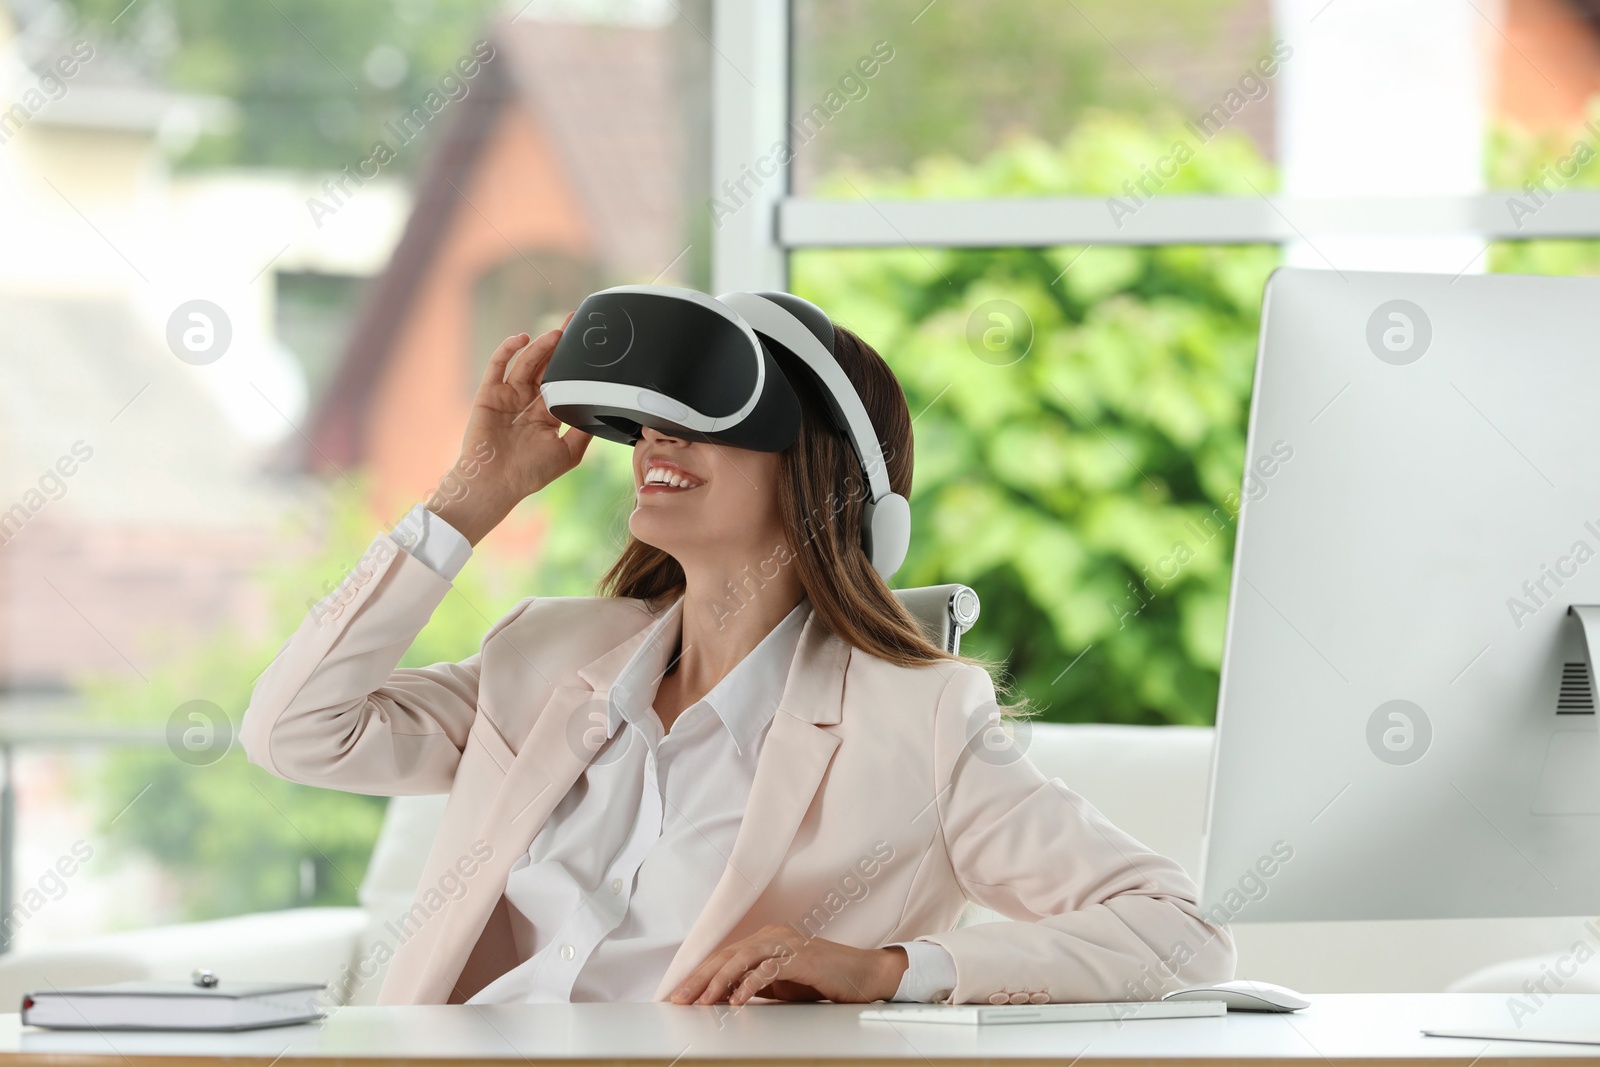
[390, 503, 473, 580]
[889, 941, 958, 1003]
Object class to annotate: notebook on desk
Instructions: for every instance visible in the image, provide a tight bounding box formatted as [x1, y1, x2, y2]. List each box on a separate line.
[21, 980, 327, 1032]
[859, 1000, 1226, 1025]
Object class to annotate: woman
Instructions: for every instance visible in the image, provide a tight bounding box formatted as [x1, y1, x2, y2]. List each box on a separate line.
[241, 300, 1235, 1008]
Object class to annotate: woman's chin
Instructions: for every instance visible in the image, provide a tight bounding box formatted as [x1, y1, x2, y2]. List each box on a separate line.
[626, 515, 682, 556]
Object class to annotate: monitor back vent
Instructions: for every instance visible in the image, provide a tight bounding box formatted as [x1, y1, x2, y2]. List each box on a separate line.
[1558, 661, 1595, 713]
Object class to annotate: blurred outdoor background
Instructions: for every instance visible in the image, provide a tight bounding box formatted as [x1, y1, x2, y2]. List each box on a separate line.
[3, 0, 1600, 948]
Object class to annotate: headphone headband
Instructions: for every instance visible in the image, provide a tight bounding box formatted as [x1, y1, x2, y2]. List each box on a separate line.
[715, 292, 892, 504]
[716, 291, 910, 579]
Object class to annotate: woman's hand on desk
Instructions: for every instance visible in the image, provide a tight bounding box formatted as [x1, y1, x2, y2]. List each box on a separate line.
[670, 925, 909, 1007]
[428, 319, 593, 546]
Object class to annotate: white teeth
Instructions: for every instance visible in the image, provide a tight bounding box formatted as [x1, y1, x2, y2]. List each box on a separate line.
[644, 466, 698, 488]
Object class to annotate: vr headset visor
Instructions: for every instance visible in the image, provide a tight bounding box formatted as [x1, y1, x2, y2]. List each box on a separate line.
[540, 287, 804, 451]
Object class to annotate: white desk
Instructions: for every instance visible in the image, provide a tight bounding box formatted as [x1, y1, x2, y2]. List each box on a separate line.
[3, 995, 1600, 1065]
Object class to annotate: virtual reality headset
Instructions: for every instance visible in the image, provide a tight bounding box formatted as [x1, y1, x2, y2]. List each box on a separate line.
[539, 285, 911, 579]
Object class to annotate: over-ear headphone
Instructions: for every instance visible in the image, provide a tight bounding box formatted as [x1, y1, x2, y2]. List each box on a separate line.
[719, 291, 911, 580]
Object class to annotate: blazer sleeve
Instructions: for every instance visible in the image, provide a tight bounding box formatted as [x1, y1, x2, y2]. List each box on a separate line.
[915, 664, 1236, 1004]
[239, 530, 532, 796]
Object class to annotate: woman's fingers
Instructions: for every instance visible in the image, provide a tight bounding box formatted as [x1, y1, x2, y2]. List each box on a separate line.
[561, 425, 593, 464]
[481, 333, 530, 391]
[697, 948, 771, 1005]
[689, 945, 759, 1004]
[697, 940, 795, 1005]
[671, 933, 901, 1008]
[674, 926, 823, 1005]
[671, 947, 735, 1004]
[505, 326, 563, 395]
[729, 955, 803, 1005]
[526, 324, 570, 396]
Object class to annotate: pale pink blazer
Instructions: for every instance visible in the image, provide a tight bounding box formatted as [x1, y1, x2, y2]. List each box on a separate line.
[241, 532, 1235, 1006]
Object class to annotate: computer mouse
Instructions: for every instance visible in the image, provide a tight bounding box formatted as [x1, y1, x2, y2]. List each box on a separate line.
[1161, 980, 1310, 1013]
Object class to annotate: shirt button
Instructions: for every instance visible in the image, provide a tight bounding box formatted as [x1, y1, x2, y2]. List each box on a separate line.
[611, 878, 623, 895]
[560, 944, 575, 962]
[1009, 991, 1030, 1005]
[989, 992, 1009, 1005]
[1029, 992, 1049, 1005]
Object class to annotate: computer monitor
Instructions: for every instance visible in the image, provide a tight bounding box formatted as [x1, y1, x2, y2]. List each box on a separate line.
[1201, 266, 1600, 922]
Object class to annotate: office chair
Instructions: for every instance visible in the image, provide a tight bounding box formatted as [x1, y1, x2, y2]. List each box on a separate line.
[893, 585, 981, 654]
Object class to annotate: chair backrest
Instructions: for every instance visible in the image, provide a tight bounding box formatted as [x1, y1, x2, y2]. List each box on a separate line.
[893, 584, 981, 653]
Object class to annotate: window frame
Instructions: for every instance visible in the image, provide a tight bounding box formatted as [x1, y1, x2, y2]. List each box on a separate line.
[710, 0, 1600, 290]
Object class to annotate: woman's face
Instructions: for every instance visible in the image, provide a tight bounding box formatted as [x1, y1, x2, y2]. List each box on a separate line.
[628, 425, 788, 572]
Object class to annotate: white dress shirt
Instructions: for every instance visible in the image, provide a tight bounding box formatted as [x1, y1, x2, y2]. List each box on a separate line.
[388, 503, 958, 1003]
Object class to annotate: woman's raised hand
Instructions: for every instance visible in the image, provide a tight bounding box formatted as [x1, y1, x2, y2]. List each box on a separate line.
[426, 318, 593, 546]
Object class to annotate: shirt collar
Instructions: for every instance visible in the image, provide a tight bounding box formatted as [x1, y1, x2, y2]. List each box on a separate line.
[606, 594, 811, 754]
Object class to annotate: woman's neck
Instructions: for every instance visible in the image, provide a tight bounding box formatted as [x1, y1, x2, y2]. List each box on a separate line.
[654, 564, 805, 730]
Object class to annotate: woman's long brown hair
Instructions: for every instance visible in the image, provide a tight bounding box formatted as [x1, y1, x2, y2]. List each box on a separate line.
[597, 322, 1022, 706]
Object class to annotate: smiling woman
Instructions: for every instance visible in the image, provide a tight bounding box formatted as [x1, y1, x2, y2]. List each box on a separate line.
[589, 299, 938, 677]
[240, 289, 1235, 1008]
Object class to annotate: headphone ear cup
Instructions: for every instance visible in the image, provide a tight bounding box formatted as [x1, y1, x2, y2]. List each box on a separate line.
[863, 493, 911, 579]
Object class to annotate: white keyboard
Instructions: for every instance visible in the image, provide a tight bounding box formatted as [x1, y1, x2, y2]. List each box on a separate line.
[858, 1000, 1227, 1026]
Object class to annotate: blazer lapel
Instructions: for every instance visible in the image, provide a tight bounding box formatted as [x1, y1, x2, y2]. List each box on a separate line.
[416, 608, 665, 997]
[653, 610, 851, 998]
[490, 604, 673, 847]
[490, 684, 600, 833]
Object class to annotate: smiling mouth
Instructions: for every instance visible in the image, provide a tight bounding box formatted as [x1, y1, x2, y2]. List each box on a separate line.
[640, 466, 704, 493]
